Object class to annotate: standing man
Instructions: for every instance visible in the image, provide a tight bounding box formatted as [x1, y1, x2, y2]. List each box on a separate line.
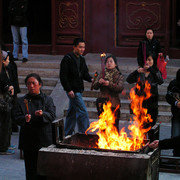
[60, 38, 92, 136]
[8, 0, 28, 63]
[166, 69, 180, 156]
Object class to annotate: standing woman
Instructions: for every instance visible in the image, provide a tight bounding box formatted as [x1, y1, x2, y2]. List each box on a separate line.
[92, 55, 124, 131]
[0, 51, 14, 155]
[137, 28, 163, 67]
[127, 53, 164, 128]
[14, 73, 56, 180]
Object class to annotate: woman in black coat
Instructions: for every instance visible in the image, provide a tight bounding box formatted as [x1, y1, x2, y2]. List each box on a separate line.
[137, 28, 163, 67]
[127, 53, 163, 128]
[14, 73, 56, 180]
[0, 51, 14, 155]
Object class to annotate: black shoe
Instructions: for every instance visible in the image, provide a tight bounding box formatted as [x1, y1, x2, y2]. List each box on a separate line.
[22, 58, 28, 63]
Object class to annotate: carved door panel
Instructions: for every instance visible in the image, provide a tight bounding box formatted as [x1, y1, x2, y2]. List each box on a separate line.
[54, 0, 84, 46]
[116, 0, 170, 52]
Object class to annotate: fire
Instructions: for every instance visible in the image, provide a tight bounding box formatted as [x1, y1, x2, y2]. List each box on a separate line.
[86, 78, 153, 151]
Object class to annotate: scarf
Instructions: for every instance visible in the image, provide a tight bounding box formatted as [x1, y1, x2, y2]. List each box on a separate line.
[104, 68, 119, 83]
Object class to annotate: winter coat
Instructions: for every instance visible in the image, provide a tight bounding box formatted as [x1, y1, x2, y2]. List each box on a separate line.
[60, 52, 92, 93]
[126, 67, 163, 109]
[8, 0, 28, 27]
[166, 79, 180, 118]
[92, 68, 124, 108]
[137, 37, 162, 67]
[14, 92, 56, 150]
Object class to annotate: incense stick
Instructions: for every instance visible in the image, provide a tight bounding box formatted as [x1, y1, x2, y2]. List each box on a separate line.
[24, 99, 29, 114]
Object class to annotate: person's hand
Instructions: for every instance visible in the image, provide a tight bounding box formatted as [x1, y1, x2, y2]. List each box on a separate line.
[148, 140, 159, 149]
[137, 68, 145, 73]
[158, 53, 163, 57]
[103, 80, 109, 86]
[25, 114, 31, 123]
[8, 86, 14, 96]
[144, 63, 150, 70]
[35, 110, 43, 116]
[177, 101, 180, 108]
[68, 90, 75, 98]
[99, 78, 105, 84]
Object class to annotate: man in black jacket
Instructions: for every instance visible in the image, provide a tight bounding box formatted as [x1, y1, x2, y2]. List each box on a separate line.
[60, 38, 92, 136]
[166, 69, 180, 156]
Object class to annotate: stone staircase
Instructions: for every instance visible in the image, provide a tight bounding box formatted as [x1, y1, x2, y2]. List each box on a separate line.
[65, 61, 178, 124]
[15, 55, 178, 124]
[16, 58, 61, 97]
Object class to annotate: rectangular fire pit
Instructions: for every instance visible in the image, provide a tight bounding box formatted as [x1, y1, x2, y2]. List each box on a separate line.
[37, 119, 160, 180]
[56, 133, 150, 154]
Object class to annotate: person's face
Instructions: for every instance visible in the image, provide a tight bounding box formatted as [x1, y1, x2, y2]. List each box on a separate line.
[73, 42, 85, 56]
[26, 77, 41, 95]
[105, 57, 117, 70]
[146, 29, 154, 40]
[146, 56, 154, 67]
[3, 56, 10, 67]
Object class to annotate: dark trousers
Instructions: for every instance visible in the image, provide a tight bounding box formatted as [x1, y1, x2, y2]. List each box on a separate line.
[0, 112, 11, 151]
[11, 95, 19, 131]
[23, 149, 46, 180]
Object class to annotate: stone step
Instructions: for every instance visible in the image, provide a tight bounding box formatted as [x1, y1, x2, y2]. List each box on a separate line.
[17, 67, 59, 78]
[88, 71, 175, 84]
[83, 97, 171, 112]
[64, 108, 172, 123]
[19, 84, 54, 95]
[84, 81, 170, 93]
[18, 76, 58, 86]
[16, 60, 60, 69]
[83, 89, 167, 101]
[87, 63, 179, 76]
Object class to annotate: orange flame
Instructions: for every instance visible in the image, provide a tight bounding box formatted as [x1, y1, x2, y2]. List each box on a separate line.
[86, 79, 153, 151]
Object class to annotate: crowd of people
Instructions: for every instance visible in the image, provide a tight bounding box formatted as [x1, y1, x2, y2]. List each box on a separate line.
[0, 23, 180, 179]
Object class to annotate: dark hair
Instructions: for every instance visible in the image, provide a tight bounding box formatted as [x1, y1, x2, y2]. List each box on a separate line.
[145, 27, 154, 34]
[105, 55, 120, 71]
[146, 52, 155, 60]
[176, 69, 180, 82]
[73, 38, 85, 46]
[25, 73, 43, 86]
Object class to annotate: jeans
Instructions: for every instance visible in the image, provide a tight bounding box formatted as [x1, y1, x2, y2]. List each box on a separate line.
[65, 92, 90, 136]
[11, 25, 28, 59]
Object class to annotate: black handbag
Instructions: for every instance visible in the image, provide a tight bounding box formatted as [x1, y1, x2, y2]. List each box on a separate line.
[0, 98, 9, 112]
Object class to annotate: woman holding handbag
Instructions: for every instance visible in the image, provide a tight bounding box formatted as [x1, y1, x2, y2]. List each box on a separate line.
[137, 28, 163, 67]
[92, 55, 124, 131]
